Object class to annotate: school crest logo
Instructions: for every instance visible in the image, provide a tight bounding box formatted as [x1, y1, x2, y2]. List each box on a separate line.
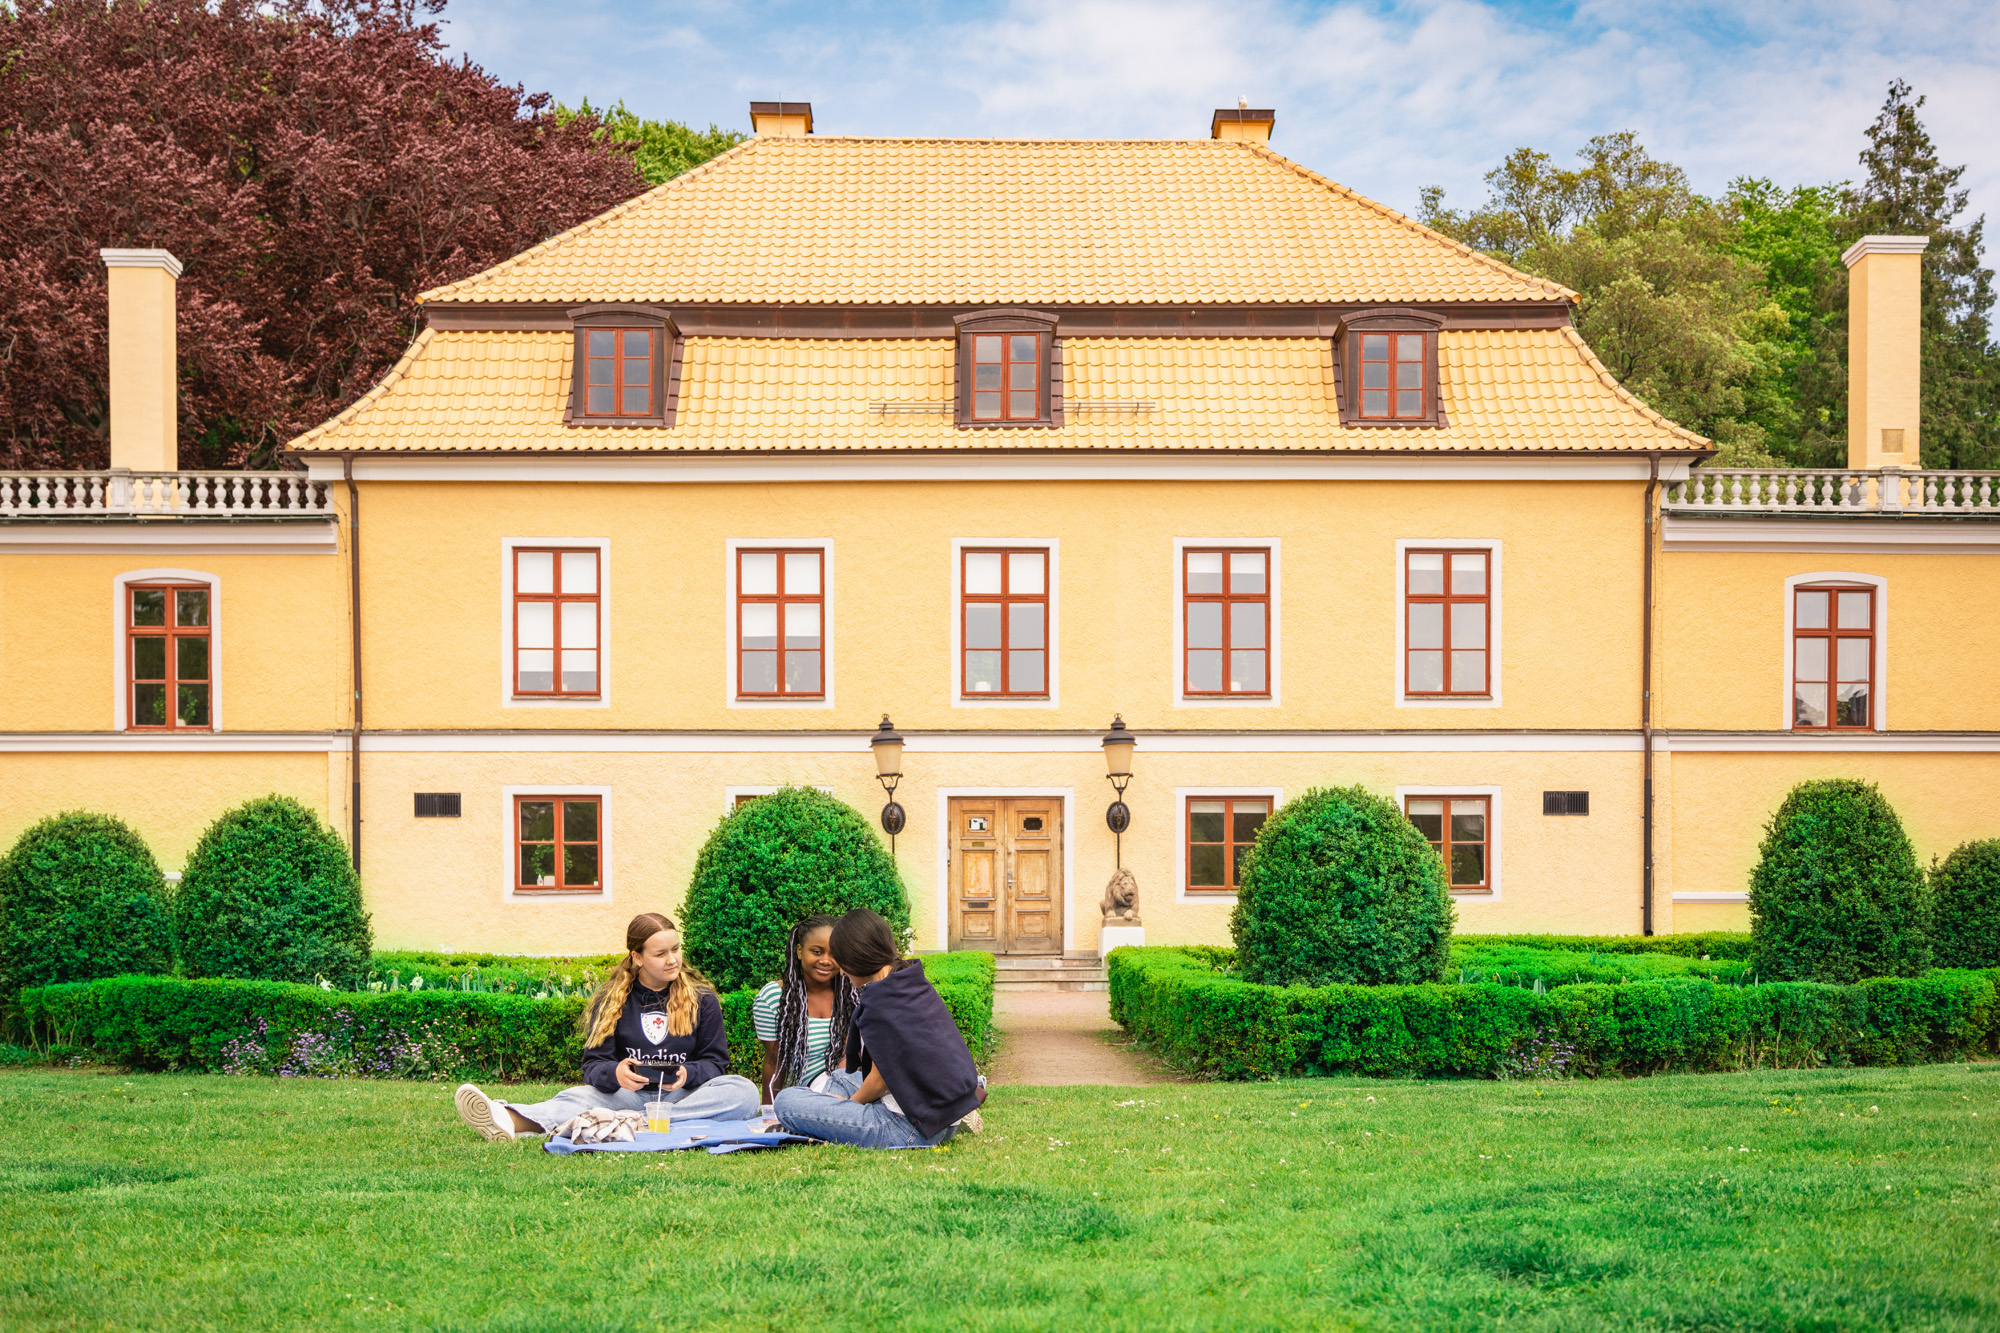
[640, 1011, 669, 1045]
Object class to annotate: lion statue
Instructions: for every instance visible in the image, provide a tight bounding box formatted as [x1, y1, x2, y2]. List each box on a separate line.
[1099, 866, 1141, 925]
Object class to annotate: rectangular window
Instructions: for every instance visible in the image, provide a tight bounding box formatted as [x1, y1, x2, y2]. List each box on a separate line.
[513, 549, 599, 696]
[1406, 549, 1488, 696]
[1186, 797, 1270, 893]
[961, 548, 1048, 697]
[1406, 796, 1489, 892]
[971, 333, 1040, 421]
[738, 548, 823, 698]
[1183, 548, 1269, 696]
[582, 328, 653, 418]
[515, 795, 601, 892]
[1793, 585, 1873, 729]
[1359, 332, 1428, 420]
[128, 584, 210, 730]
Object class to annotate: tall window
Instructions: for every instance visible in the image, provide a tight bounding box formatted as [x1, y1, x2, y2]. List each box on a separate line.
[738, 549, 823, 698]
[582, 328, 653, 418]
[1406, 550, 1488, 696]
[971, 334, 1040, 421]
[1794, 585, 1873, 729]
[1359, 332, 1428, 420]
[128, 584, 210, 729]
[962, 549, 1047, 697]
[514, 550, 599, 696]
[516, 795, 600, 893]
[1186, 797, 1270, 893]
[1184, 548, 1269, 696]
[1406, 796, 1488, 893]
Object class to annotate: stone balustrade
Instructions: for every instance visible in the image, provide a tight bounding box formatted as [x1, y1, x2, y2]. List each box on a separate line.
[0, 470, 332, 518]
[1663, 467, 2000, 515]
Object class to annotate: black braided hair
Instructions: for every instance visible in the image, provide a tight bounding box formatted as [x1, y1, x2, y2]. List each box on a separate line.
[774, 916, 855, 1089]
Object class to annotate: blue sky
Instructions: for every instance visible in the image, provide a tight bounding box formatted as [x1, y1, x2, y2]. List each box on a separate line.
[441, 0, 2000, 231]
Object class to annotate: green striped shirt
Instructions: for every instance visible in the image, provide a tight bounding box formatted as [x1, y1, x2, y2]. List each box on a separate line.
[752, 981, 835, 1083]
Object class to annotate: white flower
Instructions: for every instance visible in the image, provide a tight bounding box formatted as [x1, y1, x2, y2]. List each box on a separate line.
[410, 976, 424, 991]
[318, 977, 333, 991]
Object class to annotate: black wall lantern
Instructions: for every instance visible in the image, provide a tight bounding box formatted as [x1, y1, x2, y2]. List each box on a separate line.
[1102, 714, 1136, 866]
[870, 715, 906, 850]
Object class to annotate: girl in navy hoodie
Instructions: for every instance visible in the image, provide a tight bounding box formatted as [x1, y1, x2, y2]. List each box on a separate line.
[456, 912, 759, 1141]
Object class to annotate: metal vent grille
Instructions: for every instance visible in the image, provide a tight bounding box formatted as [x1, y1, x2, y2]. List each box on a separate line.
[414, 792, 462, 818]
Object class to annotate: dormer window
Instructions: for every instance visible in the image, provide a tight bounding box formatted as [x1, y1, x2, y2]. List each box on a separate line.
[1337, 308, 1443, 427]
[565, 304, 677, 427]
[585, 330, 653, 417]
[955, 309, 1060, 428]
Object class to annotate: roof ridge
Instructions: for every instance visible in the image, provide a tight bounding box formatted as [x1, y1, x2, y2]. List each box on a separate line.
[288, 327, 436, 450]
[1555, 325, 1710, 448]
[1238, 142, 1579, 305]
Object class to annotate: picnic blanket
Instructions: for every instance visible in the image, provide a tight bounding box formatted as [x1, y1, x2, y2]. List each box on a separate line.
[544, 1116, 819, 1156]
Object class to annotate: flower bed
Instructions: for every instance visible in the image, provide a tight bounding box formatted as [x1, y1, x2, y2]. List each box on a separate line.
[1107, 946, 2000, 1081]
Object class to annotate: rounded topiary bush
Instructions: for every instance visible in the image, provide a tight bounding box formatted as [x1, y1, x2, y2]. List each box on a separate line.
[680, 787, 910, 992]
[174, 795, 372, 987]
[1229, 785, 1456, 987]
[0, 811, 175, 1001]
[1929, 839, 2000, 968]
[1748, 779, 1929, 982]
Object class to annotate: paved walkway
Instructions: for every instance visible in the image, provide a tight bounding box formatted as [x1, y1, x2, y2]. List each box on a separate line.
[987, 990, 1178, 1086]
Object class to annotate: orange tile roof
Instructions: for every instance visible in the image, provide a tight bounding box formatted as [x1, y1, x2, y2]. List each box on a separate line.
[289, 328, 1705, 454]
[417, 137, 1574, 307]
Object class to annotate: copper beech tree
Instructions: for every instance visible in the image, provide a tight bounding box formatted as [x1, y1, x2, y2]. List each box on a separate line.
[0, 0, 647, 469]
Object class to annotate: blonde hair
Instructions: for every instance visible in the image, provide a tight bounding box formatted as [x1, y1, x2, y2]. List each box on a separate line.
[582, 913, 714, 1046]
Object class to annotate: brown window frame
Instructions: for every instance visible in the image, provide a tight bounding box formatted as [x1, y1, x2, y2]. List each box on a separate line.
[563, 304, 677, 428]
[960, 547, 1050, 699]
[1182, 547, 1272, 698]
[514, 794, 603, 894]
[736, 547, 826, 700]
[127, 581, 212, 731]
[1185, 796, 1272, 894]
[1335, 308, 1444, 428]
[1792, 584, 1875, 731]
[512, 548, 601, 699]
[953, 309, 1060, 428]
[1405, 794, 1491, 894]
[1404, 548, 1490, 698]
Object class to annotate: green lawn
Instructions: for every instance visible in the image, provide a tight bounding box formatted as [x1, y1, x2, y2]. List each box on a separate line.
[3, 1065, 1998, 1332]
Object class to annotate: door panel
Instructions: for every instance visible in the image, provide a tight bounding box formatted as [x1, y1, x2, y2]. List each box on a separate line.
[949, 797, 1063, 955]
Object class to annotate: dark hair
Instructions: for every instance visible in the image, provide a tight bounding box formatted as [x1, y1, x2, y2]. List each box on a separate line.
[774, 915, 854, 1088]
[828, 908, 900, 977]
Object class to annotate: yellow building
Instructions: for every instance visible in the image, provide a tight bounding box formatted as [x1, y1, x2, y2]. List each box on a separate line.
[4, 107, 1995, 960]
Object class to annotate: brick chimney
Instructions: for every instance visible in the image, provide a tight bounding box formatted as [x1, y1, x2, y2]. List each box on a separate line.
[1211, 103, 1275, 145]
[1842, 235, 1928, 470]
[749, 101, 813, 137]
[100, 248, 183, 472]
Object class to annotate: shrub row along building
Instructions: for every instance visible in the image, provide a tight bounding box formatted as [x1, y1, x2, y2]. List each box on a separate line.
[3, 104, 1994, 959]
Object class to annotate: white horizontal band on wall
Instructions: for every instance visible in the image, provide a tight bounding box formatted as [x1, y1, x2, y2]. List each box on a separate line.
[0, 522, 339, 556]
[1671, 892, 1749, 903]
[1661, 517, 2000, 554]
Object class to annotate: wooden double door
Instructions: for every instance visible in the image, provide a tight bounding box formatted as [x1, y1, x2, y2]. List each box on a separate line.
[948, 797, 1063, 955]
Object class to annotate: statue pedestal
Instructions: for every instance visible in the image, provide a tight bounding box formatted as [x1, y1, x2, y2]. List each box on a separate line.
[1097, 925, 1146, 956]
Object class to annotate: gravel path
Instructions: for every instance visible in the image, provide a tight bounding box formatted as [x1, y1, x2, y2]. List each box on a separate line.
[987, 990, 1179, 1086]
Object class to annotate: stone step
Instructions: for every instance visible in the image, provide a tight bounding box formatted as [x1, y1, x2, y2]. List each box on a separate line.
[990, 954, 1110, 992]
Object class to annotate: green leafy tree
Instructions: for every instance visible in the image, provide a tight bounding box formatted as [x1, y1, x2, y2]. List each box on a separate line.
[679, 787, 910, 992]
[1725, 179, 1849, 459]
[1928, 840, 2000, 969]
[554, 101, 746, 187]
[1229, 786, 1455, 987]
[1748, 779, 1930, 982]
[0, 812, 175, 1002]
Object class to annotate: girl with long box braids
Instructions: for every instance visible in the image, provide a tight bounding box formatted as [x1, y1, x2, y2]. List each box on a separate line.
[754, 916, 856, 1105]
[773, 909, 987, 1147]
[455, 912, 759, 1141]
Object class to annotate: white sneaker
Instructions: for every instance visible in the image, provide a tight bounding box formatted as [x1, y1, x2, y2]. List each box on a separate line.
[456, 1083, 514, 1142]
[957, 1109, 984, 1135]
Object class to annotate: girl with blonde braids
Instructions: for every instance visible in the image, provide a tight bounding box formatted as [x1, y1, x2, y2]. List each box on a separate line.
[456, 912, 759, 1141]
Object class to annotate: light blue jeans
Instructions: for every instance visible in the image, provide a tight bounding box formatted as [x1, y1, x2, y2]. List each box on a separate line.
[773, 1068, 958, 1148]
[506, 1073, 759, 1133]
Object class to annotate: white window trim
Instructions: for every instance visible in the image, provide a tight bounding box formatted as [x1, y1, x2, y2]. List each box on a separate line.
[500, 784, 613, 902]
[1170, 537, 1282, 708]
[725, 538, 835, 710]
[1395, 783, 1503, 901]
[112, 567, 221, 732]
[722, 783, 834, 815]
[500, 538, 611, 710]
[932, 787, 1075, 952]
[1394, 538, 1503, 709]
[1781, 571, 1888, 732]
[1174, 785, 1284, 904]
[948, 537, 1060, 709]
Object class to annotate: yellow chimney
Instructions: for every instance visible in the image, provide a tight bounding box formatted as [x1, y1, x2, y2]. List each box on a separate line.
[749, 101, 813, 137]
[1211, 106, 1275, 145]
[99, 248, 183, 473]
[1842, 235, 1927, 470]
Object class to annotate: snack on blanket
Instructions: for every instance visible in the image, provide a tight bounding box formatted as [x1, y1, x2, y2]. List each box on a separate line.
[551, 1108, 647, 1144]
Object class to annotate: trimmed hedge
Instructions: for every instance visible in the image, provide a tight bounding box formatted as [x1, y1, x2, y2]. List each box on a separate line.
[1451, 942, 1752, 987]
[1750, 779, 1930, 982]
[1460, 931, 1753, 961]
[21, 951, 997, 1080]
[1107, 946, 2000, 1081]
[1930, 840, 2000, 968]
[0, 811, 175, 1006]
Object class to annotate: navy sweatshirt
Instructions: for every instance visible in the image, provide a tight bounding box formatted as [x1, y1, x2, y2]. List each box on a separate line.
[842, 959, 981, 1139]
[580, 984, 730, 1094]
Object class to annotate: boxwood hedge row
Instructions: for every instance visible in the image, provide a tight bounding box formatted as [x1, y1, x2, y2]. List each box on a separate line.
[1107, 946, 2000, 1080]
